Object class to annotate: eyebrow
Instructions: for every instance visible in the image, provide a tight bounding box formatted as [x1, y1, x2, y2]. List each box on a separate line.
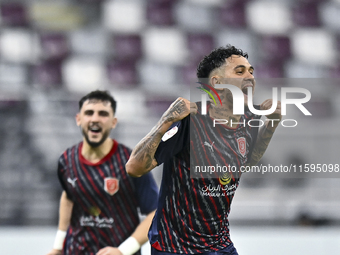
[84, 109, 110, 115]
[234, 65, 254, 70]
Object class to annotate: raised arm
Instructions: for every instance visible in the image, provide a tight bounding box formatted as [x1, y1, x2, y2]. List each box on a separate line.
[248, 99, 282, 166]
[126, 97, 197, 177]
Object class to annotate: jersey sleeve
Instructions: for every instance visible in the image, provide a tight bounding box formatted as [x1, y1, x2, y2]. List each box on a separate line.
[154, 116, 190, 166]
[132, 172, 159, 215]
[57, 156, 73, 201]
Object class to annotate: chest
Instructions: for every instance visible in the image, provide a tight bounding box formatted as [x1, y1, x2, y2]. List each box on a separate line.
[65, 157, 133, 200]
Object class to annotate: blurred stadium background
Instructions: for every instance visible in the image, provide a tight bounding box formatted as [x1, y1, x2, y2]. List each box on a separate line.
[0, 0, 340, 254]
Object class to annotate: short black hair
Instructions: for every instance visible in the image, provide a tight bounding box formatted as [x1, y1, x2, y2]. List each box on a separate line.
[79, 90, 117, 114]
[196, 44, 248, 79]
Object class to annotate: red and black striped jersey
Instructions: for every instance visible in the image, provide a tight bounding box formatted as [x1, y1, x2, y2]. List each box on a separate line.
[58, 139, 158, 255]
[149, 103, 260, 254]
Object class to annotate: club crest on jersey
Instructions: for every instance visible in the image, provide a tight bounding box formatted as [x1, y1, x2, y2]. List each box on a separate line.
[237, 137, 246, 157]
[104, 177, 119, 196]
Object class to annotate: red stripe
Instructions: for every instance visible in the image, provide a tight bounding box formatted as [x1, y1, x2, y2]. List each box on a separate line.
[97, 228, 114, 248]
[159, 231, 166, 250]
[190, 120, 217, 235]
[162, 208, 178, 253]
[96, 164, 136, 236]
[176, 160, 190, 253]
[206, 118, 238, 198]
[194, 116, 222, 220]
[72, 146, 123, 246]
[110, 145, 140, 229]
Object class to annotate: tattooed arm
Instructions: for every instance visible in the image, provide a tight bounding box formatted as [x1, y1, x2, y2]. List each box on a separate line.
[248, 99, 282, 166]
[126, 98, 197, 177]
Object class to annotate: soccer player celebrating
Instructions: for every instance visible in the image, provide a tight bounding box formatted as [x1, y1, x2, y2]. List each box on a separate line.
[126, 45, 281, 255]
[47, 90, 158, 255]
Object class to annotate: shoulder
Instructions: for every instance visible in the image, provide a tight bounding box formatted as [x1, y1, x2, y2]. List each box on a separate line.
[63, 142, 81, 155]
[58, 142, 81, 164]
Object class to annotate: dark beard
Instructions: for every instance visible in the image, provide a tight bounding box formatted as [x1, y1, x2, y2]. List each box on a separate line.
[82, 129, 110, 148]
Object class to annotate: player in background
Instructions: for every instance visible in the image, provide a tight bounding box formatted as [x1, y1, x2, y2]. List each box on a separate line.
[126, 45, 281, 255]
[46, 90, 158, 255]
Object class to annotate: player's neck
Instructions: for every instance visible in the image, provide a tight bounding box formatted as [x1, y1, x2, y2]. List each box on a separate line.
[81, 138, 113, 163]
[209, 104, 241, 129]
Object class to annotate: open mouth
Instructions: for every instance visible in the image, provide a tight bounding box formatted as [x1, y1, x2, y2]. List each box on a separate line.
[89, 126, 102, 133]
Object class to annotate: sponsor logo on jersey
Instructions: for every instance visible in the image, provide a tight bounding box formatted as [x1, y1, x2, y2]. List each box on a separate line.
[67, 177, 78, 187]
[219, 172, 231, 185]
[89, 206, 101, 216]
[104, 177, 119, 196]
[203, 141, 214, 152]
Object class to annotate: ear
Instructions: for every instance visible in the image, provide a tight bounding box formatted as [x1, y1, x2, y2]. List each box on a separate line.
[210, 75, 223, 92]
[75, 113, 81, 126]
[112, 117, 118, 129]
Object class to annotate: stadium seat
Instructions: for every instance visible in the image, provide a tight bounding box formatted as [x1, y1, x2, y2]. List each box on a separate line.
[40, 33, 69, 60]
[0, 29, 38, 63]
[319, 2, 340, 32]
[138, 60, 177, 90]
[216, 30, 256, 61]
[29, 2, 84, 31]
[290, 29, 336, 66]
[146, 0, 176, 26]
[70, 28, 108, 55]
[0, 63, 28, 88]
[254, 61, 284, 79]
[76, 0, 104, 3]
[113, 34, 142, 60]
[187, 33, 214, 62]
[175, 1, 215, 31]
[102, 0, 145, 33]
[246, 1, 292, 34]
[260, 35, 291, 61]
[145, 97, 176, 116]
[0, 2, 28, 27]
[181, 62, 199, 85]
[285, 60, 327, 78]
[219, 0, 247, 28]
[142, 27, 187, 65]
[292, 2, 321, 27]
[63, 56, 106, 93]
[188, 0, 224, 6]
[33, 60, 63, 87]
[107, 60, 138, 86]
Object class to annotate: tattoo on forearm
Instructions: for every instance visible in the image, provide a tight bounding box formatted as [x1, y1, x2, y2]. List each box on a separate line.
[250, 127, 274, 166]
[131, 124, 163, 170]
[163, 100, 186, 123]
[131, 99, 187, 172]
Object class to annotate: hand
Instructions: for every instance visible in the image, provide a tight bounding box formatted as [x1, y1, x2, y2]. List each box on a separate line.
[96, 247, 123, 255]
[190, 101, 198, 115]
[162, 97, 197, 124]
[260, 99, 282, 129]
[46, 249, 62, 255]
[260, 99, 282, 120]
